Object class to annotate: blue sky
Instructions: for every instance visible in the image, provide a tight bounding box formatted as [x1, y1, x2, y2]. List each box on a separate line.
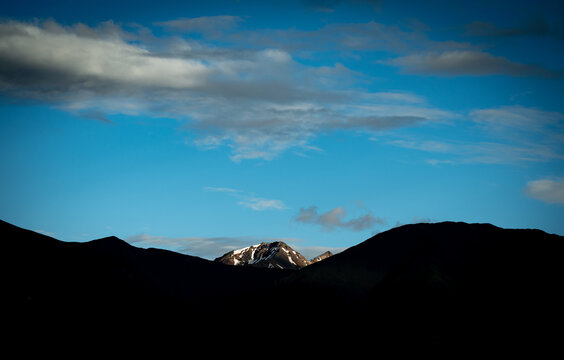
[1, 0, 563, 259]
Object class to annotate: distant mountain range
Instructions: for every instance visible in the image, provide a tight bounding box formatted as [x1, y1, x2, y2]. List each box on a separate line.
[4, 218, 564, 350]
[214, 241, 333, 269]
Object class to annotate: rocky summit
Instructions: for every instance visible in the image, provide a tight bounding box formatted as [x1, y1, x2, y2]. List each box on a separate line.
[214, 241, 332, 270]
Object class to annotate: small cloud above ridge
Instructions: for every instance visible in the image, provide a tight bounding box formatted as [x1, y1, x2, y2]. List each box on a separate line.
[525, 178, 564, 204]
[295, 205, 385, 231]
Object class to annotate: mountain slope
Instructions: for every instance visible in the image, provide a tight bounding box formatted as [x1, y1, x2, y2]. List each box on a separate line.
[274, 221, 564, 340]
[2, 219, 291, 322]
[214, 241, 331, 269]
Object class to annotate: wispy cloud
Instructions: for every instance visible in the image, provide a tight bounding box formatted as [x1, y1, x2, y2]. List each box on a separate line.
[469, 105, 564, 162]
[295, 205, 385, 231]
[465, 16, 563, 40]
[225, 19, 473, 55]
[155, 15, 245, 35]
[388, 138, 563, 165]
[126, 232, 344, 260]
[204, 186, 286, 211]
[302, 0, 383, 13]
[525, 178, 564, 204]
[204, 186, 243, 194]
[35, 229, 56, 238]
[470, 105, 564, 136]
[126, 233, 297, 260]
[238, 197, 286, 211]
[383, 105, 564, 165]
[385, 50, 562, 78]
[76, 110, 113, 124]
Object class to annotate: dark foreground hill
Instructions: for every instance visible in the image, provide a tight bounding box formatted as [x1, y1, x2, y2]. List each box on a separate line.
[4, 219, 564, 351]
[3, 219, 290, 313]
[275, 221, 564, 342]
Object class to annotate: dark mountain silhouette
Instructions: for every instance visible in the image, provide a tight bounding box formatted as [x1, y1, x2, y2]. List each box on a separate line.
[273, 221, 564, 344]
[3, 219, 291, 329]
[4, 219, 564, 350]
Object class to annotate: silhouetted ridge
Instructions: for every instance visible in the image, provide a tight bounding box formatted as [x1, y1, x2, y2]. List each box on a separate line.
[273, 221, 564, 341]
[86, 235, 133, 249]
[4, 219, 564, 348]
[3, 219, 292, 324]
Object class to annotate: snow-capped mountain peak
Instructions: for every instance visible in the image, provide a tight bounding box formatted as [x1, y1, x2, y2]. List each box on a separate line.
[214, 241, 331, 270]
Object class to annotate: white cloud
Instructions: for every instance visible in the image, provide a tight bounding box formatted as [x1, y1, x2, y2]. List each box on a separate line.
[525, 179, 564, 204]
[0, 19, 460, 161]
[0, 20, 211, 90]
